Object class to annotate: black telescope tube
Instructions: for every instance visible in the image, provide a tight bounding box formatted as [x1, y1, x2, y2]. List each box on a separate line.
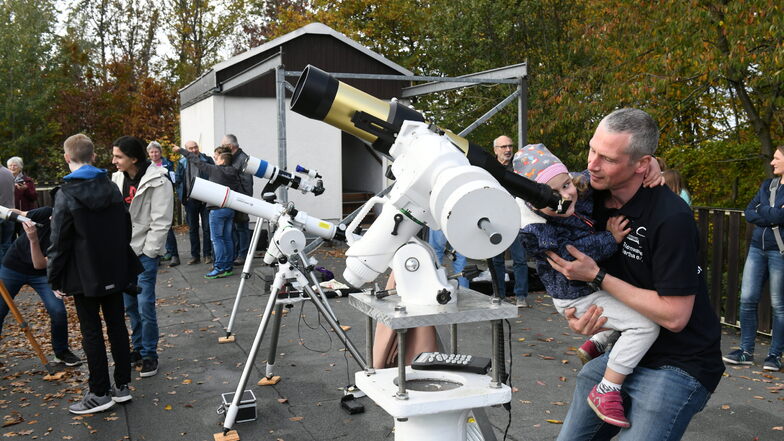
[290, 65, 566, 211]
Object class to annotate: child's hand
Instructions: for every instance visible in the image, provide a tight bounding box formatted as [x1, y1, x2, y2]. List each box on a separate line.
[607, 215, 630, 243]
[643, 158, 665, 187]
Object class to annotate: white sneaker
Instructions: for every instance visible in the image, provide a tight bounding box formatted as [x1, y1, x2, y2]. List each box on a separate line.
[516, 298, 530, 308]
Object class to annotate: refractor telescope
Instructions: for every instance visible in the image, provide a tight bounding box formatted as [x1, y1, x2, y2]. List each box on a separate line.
[242, 156, 324, 196]
[290, 65, 567, 212]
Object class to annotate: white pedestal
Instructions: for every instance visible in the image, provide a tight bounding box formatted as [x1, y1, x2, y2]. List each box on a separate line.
[355, 367, 511, 441]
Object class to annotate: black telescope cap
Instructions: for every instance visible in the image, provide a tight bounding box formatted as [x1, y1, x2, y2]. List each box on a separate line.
[291, 65, 339, 121]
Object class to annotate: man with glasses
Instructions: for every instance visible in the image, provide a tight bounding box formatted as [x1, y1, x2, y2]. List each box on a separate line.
[492, 135, 530, 308]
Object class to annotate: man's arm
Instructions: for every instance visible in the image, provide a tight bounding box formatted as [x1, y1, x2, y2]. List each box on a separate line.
[546, 244, 695, 332]
[23, 222, 47, 270]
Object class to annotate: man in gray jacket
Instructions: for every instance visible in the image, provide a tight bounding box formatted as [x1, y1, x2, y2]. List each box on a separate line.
[111, 136, 173, 378]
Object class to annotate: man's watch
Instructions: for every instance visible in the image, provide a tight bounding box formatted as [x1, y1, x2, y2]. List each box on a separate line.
[588, 268, 606, 291]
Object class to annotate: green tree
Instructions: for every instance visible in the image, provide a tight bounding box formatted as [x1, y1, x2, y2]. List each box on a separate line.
[0, 0, 59, 178]
[164, 0, 243, 87]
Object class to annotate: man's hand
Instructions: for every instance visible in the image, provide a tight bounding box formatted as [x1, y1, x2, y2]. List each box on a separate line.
[53, 290, 65, 300]
[546, 244, 600, 282]
[564, 305, 609, 335]
[22, 221, 38, 243]
[172, 145, 181, 153]
[607, 215, 631, 244]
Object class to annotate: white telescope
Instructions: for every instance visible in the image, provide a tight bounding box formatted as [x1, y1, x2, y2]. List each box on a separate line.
[189, 177, 339, 242]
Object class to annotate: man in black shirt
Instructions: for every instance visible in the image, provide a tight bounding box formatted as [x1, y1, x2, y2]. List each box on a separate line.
[547, 108, 723, 440]
[0, 206, 81, 366]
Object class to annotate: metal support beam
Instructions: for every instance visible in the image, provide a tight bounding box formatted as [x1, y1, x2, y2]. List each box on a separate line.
[401, 62, 527, 98]
[459, 89, 521, 137]
[518, 77, 528, 147]
[284, 70, 518, 86]
[275, 63, 289, 204]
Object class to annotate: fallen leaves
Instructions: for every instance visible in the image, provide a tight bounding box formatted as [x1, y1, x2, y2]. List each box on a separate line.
[2, 411, 23, 427]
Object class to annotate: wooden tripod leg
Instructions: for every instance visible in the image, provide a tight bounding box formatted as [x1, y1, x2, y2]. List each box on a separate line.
[0, 281, 62, 378]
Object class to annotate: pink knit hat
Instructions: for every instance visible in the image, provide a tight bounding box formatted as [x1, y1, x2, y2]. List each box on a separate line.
[512, 143, 569, 184]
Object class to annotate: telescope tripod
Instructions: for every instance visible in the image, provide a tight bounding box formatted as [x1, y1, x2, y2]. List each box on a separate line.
[0, 281, 64, 380]
[219, 250, 368, 437]
[221, 218, 270, 343]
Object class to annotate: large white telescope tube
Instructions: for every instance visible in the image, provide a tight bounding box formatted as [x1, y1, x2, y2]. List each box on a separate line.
[342, 121, 520, 288]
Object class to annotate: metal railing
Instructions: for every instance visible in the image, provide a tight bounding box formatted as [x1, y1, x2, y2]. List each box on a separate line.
[695, 207, 772, 335]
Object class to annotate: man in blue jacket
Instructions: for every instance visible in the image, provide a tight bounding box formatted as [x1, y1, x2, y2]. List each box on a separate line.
[175, 140, 214, 265]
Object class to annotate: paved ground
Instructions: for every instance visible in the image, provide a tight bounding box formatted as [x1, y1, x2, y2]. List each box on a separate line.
[1, 233, 782, 441]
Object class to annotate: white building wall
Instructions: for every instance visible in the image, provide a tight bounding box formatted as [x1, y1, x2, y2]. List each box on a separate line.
[180, 97, 216, 155]
[216, 96, 343, 222]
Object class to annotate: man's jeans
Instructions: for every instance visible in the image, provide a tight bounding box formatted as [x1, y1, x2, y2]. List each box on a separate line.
[492, 232, 528, 299]
[232, 219, 251, 261]
[0, 265, 68, 354]
[556, 353, 711, 441]
[124, 255, 159, 360]
[428, 229, 468, 287]
[165, 228, 179, 258]
[739, 245, 784, 357]
[210, 208, 235, 272]
[0, 219, 14, 261]
[185, 200, 211, 259]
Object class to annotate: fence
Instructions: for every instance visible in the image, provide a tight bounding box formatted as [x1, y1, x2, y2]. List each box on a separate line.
[695, 207, 772, 335]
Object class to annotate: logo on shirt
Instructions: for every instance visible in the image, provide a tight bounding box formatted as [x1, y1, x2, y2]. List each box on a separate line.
[622, 224, 645, 261]
[124, 185, 137, 205]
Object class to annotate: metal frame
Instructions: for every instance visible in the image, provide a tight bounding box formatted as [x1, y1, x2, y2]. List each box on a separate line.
[206, 53, 529, 201]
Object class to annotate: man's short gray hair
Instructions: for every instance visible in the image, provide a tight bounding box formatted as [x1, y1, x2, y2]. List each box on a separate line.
[146, 141, 162, 153]
[600, 108, 659, 160]
[223, 134, 238, 148]
[6, 156, 23, 169]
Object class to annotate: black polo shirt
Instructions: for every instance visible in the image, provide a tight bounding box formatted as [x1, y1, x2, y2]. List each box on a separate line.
[593, 185, 724, 392]
[2, 207, 52, 276]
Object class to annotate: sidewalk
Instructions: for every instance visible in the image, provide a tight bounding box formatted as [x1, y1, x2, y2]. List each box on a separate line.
[0, 233, 781, 440]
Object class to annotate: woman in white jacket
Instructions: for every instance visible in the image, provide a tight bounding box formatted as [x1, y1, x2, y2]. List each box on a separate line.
[111, 136, 173, 378]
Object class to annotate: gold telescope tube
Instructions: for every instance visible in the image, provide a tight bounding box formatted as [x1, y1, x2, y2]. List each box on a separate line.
[289, 65, 566, 211]
[290, 65, 425, 153]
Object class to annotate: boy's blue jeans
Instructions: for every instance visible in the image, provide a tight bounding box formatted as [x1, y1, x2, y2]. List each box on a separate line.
[210, 208, 235, 272]
[739, 246, 784, 357]
[0, 265, 68, 354]
[556, 353, 711, 441]
[124, 254, 159, 360]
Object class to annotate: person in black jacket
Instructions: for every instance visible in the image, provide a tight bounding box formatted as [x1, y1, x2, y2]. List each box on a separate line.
[48, 134, 143, 415]
[173, 144, 241, 279]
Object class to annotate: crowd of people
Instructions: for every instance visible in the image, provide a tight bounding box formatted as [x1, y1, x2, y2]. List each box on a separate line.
[0, 108, 779, 440]
[0, 132, 258, 414]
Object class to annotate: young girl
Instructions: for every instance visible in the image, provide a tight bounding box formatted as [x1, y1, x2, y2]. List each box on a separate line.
[514, 144, 659, 429]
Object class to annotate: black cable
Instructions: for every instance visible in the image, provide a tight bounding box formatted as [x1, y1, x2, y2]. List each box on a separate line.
[296, 300, 333, 353]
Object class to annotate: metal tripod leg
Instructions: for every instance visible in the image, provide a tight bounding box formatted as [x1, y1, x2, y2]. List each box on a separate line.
[0, 281, 59, 376]
[224, 219, 266, 340]
[222, 269, 285, 433]
[264, 303, 284, 378]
